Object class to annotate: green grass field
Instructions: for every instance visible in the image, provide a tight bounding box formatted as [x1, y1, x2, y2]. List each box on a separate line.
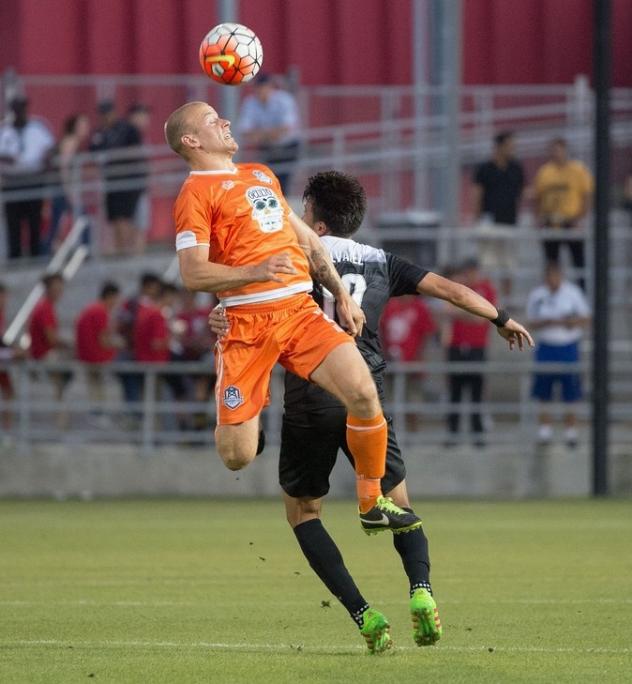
[1, 499, 631, 683]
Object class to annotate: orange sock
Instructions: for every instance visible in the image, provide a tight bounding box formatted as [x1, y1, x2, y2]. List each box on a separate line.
[346, 413, 387, 513]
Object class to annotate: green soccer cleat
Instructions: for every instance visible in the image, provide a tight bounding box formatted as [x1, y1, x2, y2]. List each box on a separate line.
[359, 496, 423, 535]
[359, 608, 392, 654]
[410, 588, 442, 646]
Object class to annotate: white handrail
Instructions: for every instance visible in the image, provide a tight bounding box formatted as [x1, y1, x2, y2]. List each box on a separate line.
[2, 216, 90, 347]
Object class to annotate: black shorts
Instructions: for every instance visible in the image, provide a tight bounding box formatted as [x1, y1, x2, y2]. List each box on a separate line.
[279, 407, 406, 499]
[106, 190, 141, 221]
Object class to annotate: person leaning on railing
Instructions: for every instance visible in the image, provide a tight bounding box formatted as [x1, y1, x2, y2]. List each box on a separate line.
[533, 138, 594, 291]
[0, 96, 55, 260]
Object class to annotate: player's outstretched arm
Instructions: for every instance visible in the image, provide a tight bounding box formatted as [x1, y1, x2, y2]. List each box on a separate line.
[288, 213, 365, 336]
[178, 244, 296, 293]
[418, 272, 534, 351]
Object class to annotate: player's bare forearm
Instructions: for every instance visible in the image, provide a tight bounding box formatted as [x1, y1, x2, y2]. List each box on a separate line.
[418, 273, 498, 321]
[288, 213, 345, 296]
[178, 246, 296, 294]
[419, 272, 533, 349]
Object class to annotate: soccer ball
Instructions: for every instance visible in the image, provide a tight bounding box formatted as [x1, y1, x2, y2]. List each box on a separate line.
[199, 23, 263, 86]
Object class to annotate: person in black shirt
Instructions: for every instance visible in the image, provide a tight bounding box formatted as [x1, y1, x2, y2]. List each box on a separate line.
[210, 172, 532, 652]
[90, 101, 143, 254]
[472, 131, 525, 297]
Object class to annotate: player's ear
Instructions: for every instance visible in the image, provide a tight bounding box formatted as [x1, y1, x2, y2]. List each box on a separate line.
[181, 133, 199, 150]
[314, 221, 329, 237]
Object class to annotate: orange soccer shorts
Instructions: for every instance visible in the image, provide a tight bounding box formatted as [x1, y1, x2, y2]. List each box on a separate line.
[214, 293, 352, 425]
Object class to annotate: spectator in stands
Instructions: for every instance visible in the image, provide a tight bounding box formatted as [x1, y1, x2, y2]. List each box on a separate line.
[115, 272, 162, 416]
[442, 259, 496, 447]
[133, 283, 181, 429]
[0, 281, 23, 432]
[28, 273, 72, 418]
[380, 294, 436, 432]
[237, 74, 301, 194]
[0, 96, 55, 259]
[127, 104, 152, 254]
[75, 282, 122, 424]
[172, 289, 215, 430]
[471, 131, 524, 298]
[43, 113, 91, 255]
[533, 138, 594, 290]
[381, 295, 435, 363]
[90, 100, 143, 254]
[526, 262, 590, 448]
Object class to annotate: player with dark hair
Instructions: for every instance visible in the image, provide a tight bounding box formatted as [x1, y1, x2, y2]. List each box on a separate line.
[211, 170, 533, 653]
[165, 101, 460, 652]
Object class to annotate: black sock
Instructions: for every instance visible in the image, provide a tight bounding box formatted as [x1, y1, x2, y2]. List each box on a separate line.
[392, 509, 432, 596]
[294, 518, 369, 627]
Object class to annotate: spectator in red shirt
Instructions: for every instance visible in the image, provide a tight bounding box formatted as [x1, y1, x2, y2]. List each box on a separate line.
[75, 282, 121, 418]
[133, 283, 179, 429]
[380, 294, 437, 432]
[442, 259, 497, 446]
[28, 273, 72, 416]
[134, 286, 171, 363]
[115, 272, 162, 413]
[380, 295, 436, 362]
[0, 282, 23, 432]
[172, 289, 215, 430]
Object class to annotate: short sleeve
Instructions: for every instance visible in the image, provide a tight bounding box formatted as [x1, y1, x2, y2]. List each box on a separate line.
[526, 289, 540, 320]
[516, 162, 525, 190]
[0, 126, 19, 158]
[581, 165, 594, 194]
[572, 286, 591, 317]
[174, 186, 211, 251]
[387, 253, 428, 297]
[237, 97, 257, 133]
[473, 163, 486, 186]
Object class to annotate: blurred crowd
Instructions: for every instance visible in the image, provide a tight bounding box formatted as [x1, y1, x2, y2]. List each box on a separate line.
[0, 272, 216, 432]
[0, 74, 301, 260]
[0, 96, 152, 259]
[0, 87, 618, 447]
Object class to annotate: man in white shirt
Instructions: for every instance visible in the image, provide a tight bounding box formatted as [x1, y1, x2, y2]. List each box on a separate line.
[0, 97, 55, 259]
[526, 262, 591, 447]
[237, 74, 300, 194]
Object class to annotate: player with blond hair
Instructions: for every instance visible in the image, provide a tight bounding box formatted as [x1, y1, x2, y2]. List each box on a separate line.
[165, 102, 424, 571]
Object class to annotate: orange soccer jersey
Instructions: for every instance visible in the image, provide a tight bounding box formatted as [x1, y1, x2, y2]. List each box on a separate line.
[174, 162, 354, 425]
[174, 163, 312, 306]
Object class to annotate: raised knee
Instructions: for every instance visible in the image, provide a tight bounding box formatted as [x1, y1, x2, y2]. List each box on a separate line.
[346, 383, 378, 416]
[223, 454, 251, 471]
[219, 444, 255, 471]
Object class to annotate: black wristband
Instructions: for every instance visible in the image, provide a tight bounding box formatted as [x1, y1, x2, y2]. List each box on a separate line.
[491, 308, 510, 328]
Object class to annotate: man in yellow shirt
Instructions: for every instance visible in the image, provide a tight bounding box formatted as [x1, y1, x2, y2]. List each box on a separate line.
[534, 138, 594, 289]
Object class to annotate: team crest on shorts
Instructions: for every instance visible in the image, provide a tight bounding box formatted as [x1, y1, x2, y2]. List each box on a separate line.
[223, 385, 244, 410]
[252, 169, 272, 184]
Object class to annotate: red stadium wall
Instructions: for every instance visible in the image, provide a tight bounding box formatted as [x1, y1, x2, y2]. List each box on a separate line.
[1, 0, 631, 86]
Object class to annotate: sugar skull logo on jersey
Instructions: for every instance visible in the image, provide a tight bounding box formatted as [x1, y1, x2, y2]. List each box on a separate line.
[246, 186, 284, 233]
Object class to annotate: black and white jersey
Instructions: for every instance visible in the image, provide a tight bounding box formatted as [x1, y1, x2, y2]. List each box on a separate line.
[284, 235, 428, 416]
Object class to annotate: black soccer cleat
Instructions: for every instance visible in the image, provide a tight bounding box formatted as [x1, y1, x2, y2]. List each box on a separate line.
[256, 429, 266, 456]
[359, 496, 423, 535]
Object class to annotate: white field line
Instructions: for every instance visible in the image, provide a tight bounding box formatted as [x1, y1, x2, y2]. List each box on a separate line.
[1, 598, 631, 607]
[0, 639, 631, 656]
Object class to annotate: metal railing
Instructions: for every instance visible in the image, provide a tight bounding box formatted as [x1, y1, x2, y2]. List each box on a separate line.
[1, 358, 630, 454]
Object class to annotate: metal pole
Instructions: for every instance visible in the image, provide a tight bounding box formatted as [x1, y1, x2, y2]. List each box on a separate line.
[442, 0, 462, 233]
[591, 0, 611, 496]
[413, 0, 429, 209]
[218, 0, 239, 126]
